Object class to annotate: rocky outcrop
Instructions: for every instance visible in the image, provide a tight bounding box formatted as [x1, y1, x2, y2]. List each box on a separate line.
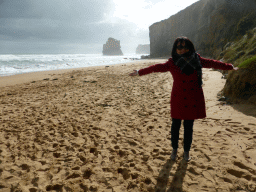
[219, 28, 256, 105]
[223, 65, 256, 104]
[149, 0, 256, 58]
[136, 44, 150, 54]
[103, 38, 123, 56]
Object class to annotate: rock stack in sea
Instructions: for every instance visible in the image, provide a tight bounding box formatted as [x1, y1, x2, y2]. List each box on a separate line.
[136, 44, 150, 54]
[103, 37, 123, 56]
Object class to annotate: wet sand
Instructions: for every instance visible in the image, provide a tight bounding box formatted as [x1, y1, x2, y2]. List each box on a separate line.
[0, 60, 255, 191]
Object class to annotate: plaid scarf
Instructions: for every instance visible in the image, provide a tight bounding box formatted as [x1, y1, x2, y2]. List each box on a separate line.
[174, 53, 203, 88]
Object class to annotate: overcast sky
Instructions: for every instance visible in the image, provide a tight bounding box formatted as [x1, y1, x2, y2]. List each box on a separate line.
[0, 0, 199, 54]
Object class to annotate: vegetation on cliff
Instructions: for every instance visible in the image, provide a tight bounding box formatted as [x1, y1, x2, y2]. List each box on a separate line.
[218, 27, 256, 65]
[238, 55, 256, 69]
[218, 28, 256, 105]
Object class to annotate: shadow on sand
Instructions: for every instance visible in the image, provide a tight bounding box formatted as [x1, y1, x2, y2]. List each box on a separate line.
[230, 102, 256, 118]
[155, 158, 188, 192]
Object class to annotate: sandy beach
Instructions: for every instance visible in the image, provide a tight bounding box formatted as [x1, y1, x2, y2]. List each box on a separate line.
[0, 60, 256, 192]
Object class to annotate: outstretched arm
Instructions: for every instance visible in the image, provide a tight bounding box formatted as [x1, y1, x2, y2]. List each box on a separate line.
[200, 57, 238, 71]
[129, 61, 171, 76]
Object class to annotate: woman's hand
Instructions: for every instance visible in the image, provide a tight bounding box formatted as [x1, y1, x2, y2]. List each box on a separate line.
[129, 70, 138, 76]
[233, 67, 239, 70]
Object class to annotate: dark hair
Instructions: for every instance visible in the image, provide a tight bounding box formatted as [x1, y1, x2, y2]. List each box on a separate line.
[171, 36, 196, 61]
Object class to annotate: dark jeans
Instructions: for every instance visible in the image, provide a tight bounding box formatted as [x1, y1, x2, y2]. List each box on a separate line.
[171, 118, 194, 151]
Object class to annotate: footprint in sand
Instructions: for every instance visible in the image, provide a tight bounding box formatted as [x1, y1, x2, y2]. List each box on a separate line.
[226, 168, 246, 179]
[117, 167, 131, 180]
[221, 159, 256, 183]
[193, 149, 211, 162]
[233, 161, 256, 176]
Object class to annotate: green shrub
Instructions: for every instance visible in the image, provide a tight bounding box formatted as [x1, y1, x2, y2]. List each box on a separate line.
[238, 55, 256, 69]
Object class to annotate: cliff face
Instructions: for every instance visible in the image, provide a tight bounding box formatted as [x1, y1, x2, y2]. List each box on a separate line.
[103, 38, 123, 56]
[149, 0, 256, 58]
[136, 44, 150, 54]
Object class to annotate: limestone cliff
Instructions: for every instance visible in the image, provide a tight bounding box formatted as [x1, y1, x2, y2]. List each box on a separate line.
[103, 38, 123, 56]
[136, 44, 150, 54]
[149, 0, 256, 58]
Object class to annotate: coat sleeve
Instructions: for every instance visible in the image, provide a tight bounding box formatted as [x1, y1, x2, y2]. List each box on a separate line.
[138, 61, 171, 76]
[200, 57, 234, 70]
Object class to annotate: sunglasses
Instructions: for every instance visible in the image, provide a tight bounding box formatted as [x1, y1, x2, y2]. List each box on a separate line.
[177, 45, 189, 50]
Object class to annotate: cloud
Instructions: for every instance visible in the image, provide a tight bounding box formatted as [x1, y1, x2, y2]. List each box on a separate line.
[0, 0, 152, 54]
[0, 0, 112, 21]
[0, 0, 113, 37]
[0, 0, 203, 54]
[0, 0, 121, 53]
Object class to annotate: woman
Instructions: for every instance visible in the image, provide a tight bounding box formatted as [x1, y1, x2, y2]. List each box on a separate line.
[129, 37, 238, 161]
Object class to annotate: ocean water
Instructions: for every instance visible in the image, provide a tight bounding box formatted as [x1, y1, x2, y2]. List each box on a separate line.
[0, 53, 146, 76]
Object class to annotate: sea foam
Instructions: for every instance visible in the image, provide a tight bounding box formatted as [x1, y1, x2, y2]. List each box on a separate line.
[0, 53, 146, 76]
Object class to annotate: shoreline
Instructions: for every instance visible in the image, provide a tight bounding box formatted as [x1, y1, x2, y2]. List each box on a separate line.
[0, 59, 167, 87]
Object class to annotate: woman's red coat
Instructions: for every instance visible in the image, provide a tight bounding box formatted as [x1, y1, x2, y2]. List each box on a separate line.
[138, 55, 234, 120]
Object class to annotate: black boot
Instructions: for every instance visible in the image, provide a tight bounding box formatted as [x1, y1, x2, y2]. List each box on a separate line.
[184, 151, 190, 161]
[171, 149, 178, 161]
